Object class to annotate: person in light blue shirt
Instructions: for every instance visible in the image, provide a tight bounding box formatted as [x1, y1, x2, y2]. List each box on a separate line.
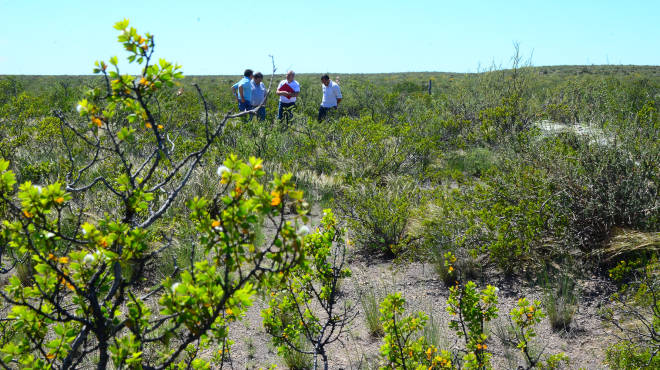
[231, 69, 253, 111]
[250, 72, 266, 121]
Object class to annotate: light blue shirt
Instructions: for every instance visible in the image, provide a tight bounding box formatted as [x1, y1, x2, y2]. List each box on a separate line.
[234, 76, 252, 102]
[250, 80, 266, 106]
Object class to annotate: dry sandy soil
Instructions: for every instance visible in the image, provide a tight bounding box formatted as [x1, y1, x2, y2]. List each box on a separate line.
[222, 255, 616, 369]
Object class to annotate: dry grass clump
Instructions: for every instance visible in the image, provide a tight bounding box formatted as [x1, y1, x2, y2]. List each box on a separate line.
[602, 228, 660, 262]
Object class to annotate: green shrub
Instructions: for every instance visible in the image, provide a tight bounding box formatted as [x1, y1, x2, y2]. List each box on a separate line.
[510, 298, 570, 369]
[605, 342, 660, 369]
[446, 147, 497, 177]
[262, 210, 353, 369]
[446, 281, 498, 368]
[418, 163, 568, 274]
[603, 256, 659, 369]
[338, 176, 417, 257]
[379, 293, 453, 369]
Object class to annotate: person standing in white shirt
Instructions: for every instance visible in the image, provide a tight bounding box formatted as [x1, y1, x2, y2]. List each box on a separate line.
[318, 74, 342, 122]
[276, 70, 300, 123]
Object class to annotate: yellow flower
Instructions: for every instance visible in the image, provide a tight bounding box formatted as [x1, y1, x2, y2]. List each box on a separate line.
[46, 353, 55, 360]
[211, 220, 221, 228]
[92, 117, 103, 127]
[58, 256, 69, 264]
[270, 191, 281, 206]
[271, 195, 281, 206]
[253, 163, 263, 170]
[145, 122, 152, 129]
[225, 308, 233, 316]
[157, 124, 164, 129]
[23, 210, 33, 218]
[48, 253, 56, 261]
[448, 266, 454, 272]
[54, 197, 65, 204]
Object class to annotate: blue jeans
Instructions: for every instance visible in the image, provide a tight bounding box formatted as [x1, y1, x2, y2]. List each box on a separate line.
[238, 100, 251, 112]
[251, 105, 266, 121]
[278, 101, 296, 122]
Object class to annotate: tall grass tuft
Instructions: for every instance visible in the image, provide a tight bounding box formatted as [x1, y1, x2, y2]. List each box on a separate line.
[542, 273, 578, 332]
[359, 284, 385, 337]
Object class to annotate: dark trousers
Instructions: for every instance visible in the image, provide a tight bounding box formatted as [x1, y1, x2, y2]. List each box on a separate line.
[251, 105, 266, 121]
[317, 106, 336, 122]
[278, 101, 296, 121]
[238, 100, 251, 112]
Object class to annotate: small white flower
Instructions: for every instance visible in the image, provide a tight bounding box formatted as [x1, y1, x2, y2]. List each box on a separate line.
[216, 165, 230, 177]
[76, 104, 83, 113]
[494, 287, 500, 293]
[81, 228, 87, 235]
[297, 225, 310, 236]
[171, 282, 180, 293]
[44, 231, 55, 239]
[83, 253, 96, 266]
[34, 185, 43, 193]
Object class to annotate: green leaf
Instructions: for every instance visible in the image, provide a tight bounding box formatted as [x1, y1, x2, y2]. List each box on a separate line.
[114, 19, 129, 30]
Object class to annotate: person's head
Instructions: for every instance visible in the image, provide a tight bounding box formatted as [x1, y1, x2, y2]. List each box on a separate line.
[321, 74, 330, 86]
[244, 69, 253, 78]
[286, 70, 295, 82]
[253, 72, 263, 83]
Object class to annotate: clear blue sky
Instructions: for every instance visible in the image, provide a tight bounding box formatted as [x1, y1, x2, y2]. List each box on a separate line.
[1, 0, 658, 75]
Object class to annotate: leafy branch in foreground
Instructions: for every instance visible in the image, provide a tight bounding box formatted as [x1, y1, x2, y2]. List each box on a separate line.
[263, 209, 355, 370]
[378, 293, 452, 369]
[603, 255, 660, 369]
[0, 19, 308, 369]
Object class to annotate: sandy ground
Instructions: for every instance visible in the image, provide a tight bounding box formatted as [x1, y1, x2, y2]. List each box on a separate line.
[223, 256, 615, 369]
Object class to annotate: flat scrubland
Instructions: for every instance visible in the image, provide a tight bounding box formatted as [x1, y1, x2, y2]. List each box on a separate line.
[0, 28, 658, 369]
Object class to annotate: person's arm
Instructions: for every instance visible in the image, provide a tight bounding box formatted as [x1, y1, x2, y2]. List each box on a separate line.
[239, 85, 245, 102]
[276, 82, 290, 97]
[277, 87, 295, 98]
[335, 85, 342, 106]
[336, 98, 342, 106]
[231, 83, 238, 99]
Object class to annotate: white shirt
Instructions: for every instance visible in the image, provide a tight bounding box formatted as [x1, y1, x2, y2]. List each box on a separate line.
[277, 80, 300, 103]
[321, 81, 342, 108]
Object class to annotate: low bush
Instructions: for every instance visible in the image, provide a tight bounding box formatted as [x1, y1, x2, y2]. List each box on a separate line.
[337, 176, 419, 257]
